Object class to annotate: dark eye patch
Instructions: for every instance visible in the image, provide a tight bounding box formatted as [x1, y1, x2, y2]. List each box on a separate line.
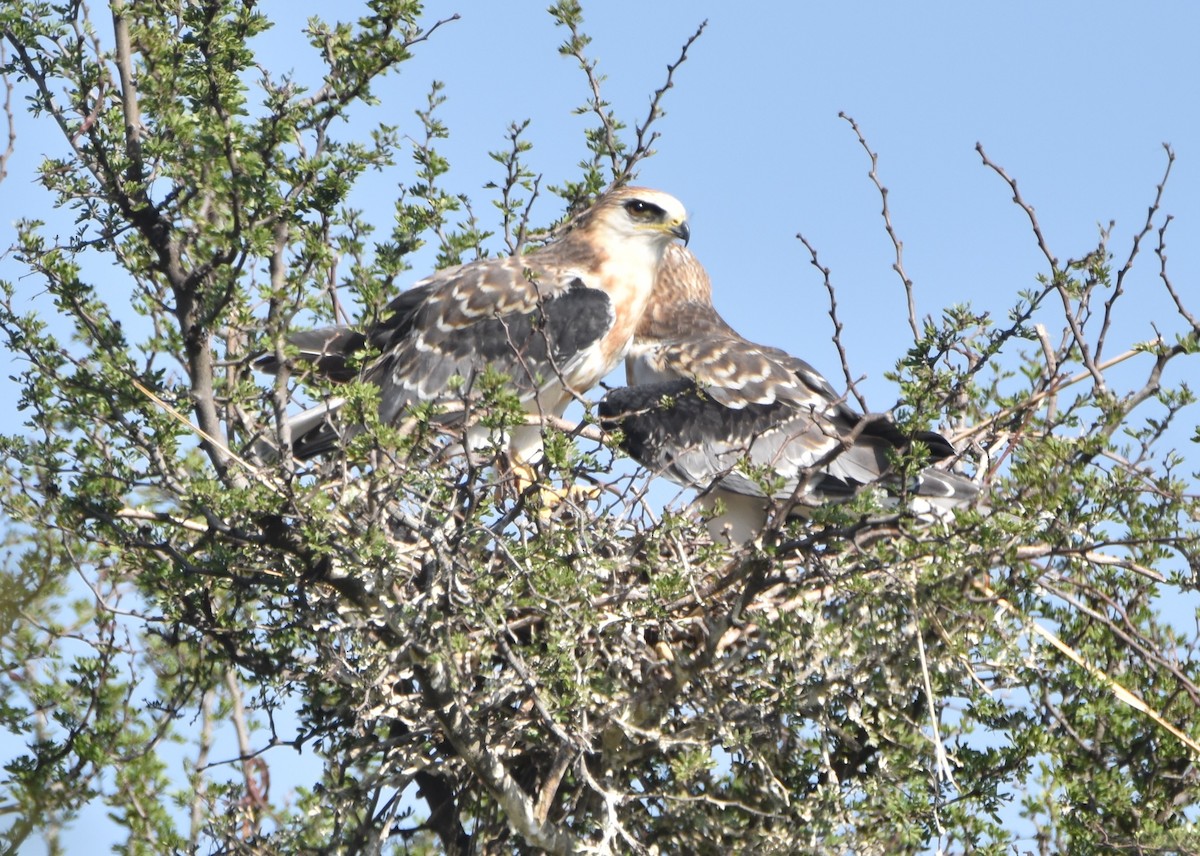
[624, 199, 665, 220]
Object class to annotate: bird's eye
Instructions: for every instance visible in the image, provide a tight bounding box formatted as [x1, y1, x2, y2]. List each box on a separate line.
[624, 199, 664, 220]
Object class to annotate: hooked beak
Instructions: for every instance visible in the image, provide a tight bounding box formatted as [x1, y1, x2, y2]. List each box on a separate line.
[670, 220, 691, 246]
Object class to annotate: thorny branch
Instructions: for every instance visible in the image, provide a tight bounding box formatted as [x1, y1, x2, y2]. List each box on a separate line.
[796, 231, 869, 411]
[841, 112, 920, 341]
[1097, 144, 1174, 362]
[617, 20, 708, 186]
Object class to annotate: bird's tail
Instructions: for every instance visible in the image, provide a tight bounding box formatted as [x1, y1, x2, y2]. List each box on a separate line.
[251, 397, 350, 462]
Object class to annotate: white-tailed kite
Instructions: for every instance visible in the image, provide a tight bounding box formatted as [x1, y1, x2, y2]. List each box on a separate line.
[599, 245, 980, 544]
[258, 187, 690, 491]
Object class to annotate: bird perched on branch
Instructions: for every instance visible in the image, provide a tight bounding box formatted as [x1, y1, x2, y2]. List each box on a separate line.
[599, 245, 980, 544]
[257, 186, 690, 495]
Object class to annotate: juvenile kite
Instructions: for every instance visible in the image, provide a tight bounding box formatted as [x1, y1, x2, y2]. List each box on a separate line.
[258, 186, 690, 489]
[599, 245, 980, 544]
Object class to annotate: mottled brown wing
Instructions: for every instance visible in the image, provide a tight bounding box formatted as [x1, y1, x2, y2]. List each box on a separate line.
[260, 256, 616, 457]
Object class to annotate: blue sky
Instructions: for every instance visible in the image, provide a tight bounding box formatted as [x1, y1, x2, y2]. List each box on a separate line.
[4, 2, 1200, 852]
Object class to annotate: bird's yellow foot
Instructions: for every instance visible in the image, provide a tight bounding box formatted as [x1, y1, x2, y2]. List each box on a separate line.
[510, 461, 600, 515]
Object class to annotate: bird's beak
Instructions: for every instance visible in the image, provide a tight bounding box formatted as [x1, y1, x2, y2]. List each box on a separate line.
[670, 220, 691, 246]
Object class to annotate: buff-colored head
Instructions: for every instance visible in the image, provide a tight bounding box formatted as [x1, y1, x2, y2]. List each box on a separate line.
[575, 186, 690, 247]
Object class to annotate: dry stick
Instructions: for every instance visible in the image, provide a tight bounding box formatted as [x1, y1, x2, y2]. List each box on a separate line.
[1040, 575, 1198, 702]
[796, 232, 869, 412]
[841, 112, 919, 341]
[130, 377, 264, 480]
[1032, 323, 1060, 424]
[977, 580, 1200, 757]
[620, 20, 708, 183]
[910, 580, 956, 798]
[1157, 214, 1200, 336]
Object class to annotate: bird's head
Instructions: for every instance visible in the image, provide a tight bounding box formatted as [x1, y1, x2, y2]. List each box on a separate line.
[586, 186, 690, 248]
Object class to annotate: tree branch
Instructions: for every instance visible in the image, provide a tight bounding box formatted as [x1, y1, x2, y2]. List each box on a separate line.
[419, 658, 578, 854]
[0, 40, 14, 185]
[796, 231, 869, 411]
[110, 3, 145, 186]
[842, 112, 919, 340]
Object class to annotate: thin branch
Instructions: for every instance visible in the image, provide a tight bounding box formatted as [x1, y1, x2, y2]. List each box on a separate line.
[841, 112, 919, 340]
[1156, 212, 1199, 336]
[1098, 144, 1174, 361]
[555, 8, 623, 178]
[975, 143, 1107, 392]
[975, 143, 1057, 269]
[294, 14, 460, 114]
[950, 343, 1147, 446]
[796, 231, 869, 411]
[0, 40, 15, 184]
[618, 20, 707, 184]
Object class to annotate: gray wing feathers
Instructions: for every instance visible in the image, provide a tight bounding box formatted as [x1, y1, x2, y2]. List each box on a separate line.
[600, 373, 979, 514]
[261, 257, 615, 457]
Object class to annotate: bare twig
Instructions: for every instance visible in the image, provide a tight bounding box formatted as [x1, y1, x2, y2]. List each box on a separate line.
[841, 113, 919, 340]
[618, 20, 708, 184]
[975, 143, 1107, 393]
[1156, 213, 1199, 336]
[975, 143, 1057, 269]
[796, 232, 869, 411]
[1097, 144, 1174, 361]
